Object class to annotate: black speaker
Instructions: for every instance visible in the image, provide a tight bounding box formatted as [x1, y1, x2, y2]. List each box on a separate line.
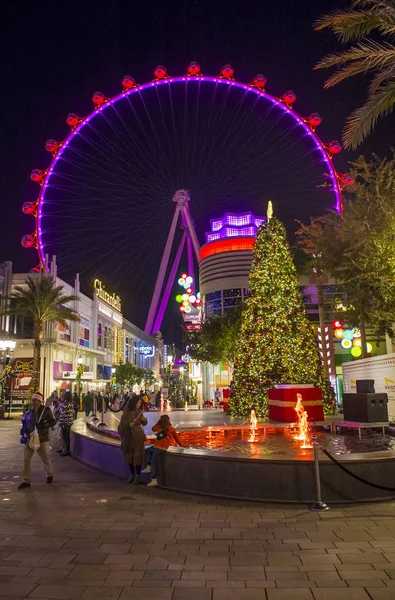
[356, 380, 375, 394]
[342, 393, 388, 423]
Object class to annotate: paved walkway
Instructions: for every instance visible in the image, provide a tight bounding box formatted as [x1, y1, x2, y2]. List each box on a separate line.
[1, 419, 395, 600]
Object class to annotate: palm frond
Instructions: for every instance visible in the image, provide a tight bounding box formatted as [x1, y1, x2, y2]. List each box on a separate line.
[315, 39, 395, 71]
[0, 275, 79, 329]
[342, 80, 395, 148]
[314, 9, 384, 41]
[369, 64, 395, 94]
[323, 59, 379, 88]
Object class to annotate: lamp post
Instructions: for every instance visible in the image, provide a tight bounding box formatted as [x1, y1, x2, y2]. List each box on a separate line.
[0, 339, 16, 419]
[76, 355, 84, 406]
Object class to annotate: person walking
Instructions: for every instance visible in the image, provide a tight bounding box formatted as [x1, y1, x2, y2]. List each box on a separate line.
[45, 391, 58, 410]
[118, 396, 147, 484]
[82, 391, 93, 417]
[142, 414, 186, 487]
[18, 392, 56, 489]
[58, 391, 75, 456]
[72, 392, 80, 420]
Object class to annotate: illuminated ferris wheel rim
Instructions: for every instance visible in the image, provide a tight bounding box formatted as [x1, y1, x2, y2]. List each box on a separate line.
[25, 64, 346, 270]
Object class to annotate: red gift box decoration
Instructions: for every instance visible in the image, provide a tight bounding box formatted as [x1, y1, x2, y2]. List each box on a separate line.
[268, 386, 324, 422]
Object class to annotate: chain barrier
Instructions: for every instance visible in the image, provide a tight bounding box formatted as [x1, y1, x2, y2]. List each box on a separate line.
[320, 445, 395, 493]
[107, 397, 128, 413]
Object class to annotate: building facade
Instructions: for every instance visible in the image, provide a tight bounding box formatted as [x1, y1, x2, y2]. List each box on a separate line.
[0, 258, 162, 409]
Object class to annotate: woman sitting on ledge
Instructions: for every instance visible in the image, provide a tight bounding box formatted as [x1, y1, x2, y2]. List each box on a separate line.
[142, 414, 186, 487]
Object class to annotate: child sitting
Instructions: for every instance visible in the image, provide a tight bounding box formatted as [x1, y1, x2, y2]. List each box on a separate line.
[142, 414, 186, 487]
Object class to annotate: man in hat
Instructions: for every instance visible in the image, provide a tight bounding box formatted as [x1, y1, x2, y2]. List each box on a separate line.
[18, 392, 56, 489]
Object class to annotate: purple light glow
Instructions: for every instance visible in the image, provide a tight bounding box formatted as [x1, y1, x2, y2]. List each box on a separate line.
[36, 75, 342, 266]
[206, 211, 266, 243]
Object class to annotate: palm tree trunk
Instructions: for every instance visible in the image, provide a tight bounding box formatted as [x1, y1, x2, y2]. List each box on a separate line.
[360, 320, 368, 359]
[32, 338, 41, 391]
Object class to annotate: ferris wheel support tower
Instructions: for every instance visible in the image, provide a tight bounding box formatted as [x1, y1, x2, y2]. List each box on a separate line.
[145, 189, 200, 335]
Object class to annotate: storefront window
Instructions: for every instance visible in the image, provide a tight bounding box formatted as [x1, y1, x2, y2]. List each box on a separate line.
[108, 328, 112, 351]
[56, 321, 71, 342]
[223, 288, 242, 298]
[79, 316, 90, 348]
[104, 326, 108, 349]
[97, 323, 102, 347]
[206, 291, 222, 301]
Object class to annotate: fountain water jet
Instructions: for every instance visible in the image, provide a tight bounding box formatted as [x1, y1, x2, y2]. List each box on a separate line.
[248, 409, 258, 442]
[294, 393, 313, 448]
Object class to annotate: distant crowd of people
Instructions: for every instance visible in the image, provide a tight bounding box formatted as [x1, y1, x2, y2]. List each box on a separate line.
[17, 387, 185, 489]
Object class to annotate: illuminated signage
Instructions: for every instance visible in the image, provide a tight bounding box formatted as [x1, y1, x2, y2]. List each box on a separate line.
[140, 345, 155, 358]
[94, 279, 122, 312]
[98, 301, 123, 324]
[63, 371, 94, 380]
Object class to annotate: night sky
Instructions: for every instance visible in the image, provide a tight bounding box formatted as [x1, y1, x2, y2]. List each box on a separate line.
[1, 0, 393, 344]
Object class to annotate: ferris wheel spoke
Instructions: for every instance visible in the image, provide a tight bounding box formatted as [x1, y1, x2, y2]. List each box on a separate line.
[62, 142, 160, 192]
[102, 108, 175, 189]
[123, 94, 176, 185]
[80, 122, 171, 189]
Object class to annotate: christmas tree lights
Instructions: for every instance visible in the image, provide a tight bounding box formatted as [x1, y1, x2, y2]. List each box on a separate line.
[229, 215, 335, 417]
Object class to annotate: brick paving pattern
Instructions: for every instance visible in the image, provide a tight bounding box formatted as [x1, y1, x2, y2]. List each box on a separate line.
[1, 419, 395, 599]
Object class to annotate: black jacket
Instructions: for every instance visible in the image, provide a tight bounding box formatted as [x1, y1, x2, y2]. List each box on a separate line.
[21, 405, 56, 443]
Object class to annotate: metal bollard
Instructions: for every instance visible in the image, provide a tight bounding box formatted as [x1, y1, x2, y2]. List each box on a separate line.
[309, 436, 330, 512]
[98, 399, 107, 427]
[91, 396, 99, 422]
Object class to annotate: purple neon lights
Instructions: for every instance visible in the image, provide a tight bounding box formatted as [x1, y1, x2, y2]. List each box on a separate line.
[206, 211, 266, 243]
[36, 76, 343, 266]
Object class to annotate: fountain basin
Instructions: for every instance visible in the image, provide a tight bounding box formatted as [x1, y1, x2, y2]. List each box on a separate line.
[71, 413, 395, 504]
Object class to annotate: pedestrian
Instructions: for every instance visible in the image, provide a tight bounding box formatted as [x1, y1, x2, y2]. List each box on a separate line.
[58, 391, 74, 456]
[155, 390, 161, 409]
[18, 392, 56, 489]
[214, 387, 222, 408]
[142, 414, 186, 487]
[45, 391, 58, 410]
[72, 391, 80, 420]
[82, 391, 93, 417]
[118, 396, 148, 484]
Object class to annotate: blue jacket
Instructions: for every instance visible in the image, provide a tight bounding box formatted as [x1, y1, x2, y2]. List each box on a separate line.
[21, 405, 56, 443]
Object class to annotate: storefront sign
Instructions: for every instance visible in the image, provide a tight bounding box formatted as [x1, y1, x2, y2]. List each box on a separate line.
[140, 345, 155, 358]
[10, 358, 34, 407]
[98, 301, 123, 324]
[94, 279, 122, 312]
[62, 371, 94, 380]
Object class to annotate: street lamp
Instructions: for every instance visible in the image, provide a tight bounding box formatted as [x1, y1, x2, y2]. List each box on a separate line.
[77, 355, 83, 365]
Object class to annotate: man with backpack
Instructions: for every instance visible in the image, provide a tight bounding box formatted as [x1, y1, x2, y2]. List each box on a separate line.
[18, 392, 56, 489]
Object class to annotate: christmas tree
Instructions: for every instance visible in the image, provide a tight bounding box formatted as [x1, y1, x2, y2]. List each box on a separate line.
[229, 209, 334, 417]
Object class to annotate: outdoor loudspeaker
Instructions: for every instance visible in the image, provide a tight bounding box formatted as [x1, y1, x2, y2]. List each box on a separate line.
[342, 393, 388, 423]
[356, 380, 375, 394]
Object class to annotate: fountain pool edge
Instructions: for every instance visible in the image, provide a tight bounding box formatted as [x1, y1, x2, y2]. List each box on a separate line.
[71, 419, 395, 504]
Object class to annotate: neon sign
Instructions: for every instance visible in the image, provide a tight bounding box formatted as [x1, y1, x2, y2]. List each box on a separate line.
[94, 279, 121, 312]
[140, 345, 155, 358]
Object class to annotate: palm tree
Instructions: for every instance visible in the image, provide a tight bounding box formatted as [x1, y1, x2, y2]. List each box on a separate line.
[314, 0, 395, 149]
[0, 275, 79, 391]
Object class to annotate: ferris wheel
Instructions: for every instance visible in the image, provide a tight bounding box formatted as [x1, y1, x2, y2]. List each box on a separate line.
[22, 62, 351, 330]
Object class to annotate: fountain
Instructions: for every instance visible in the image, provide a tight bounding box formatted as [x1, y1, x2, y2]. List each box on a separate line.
[248, 409, 257, 442]
[72, 407, 395, 504]
[294, 394, 313, 449]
